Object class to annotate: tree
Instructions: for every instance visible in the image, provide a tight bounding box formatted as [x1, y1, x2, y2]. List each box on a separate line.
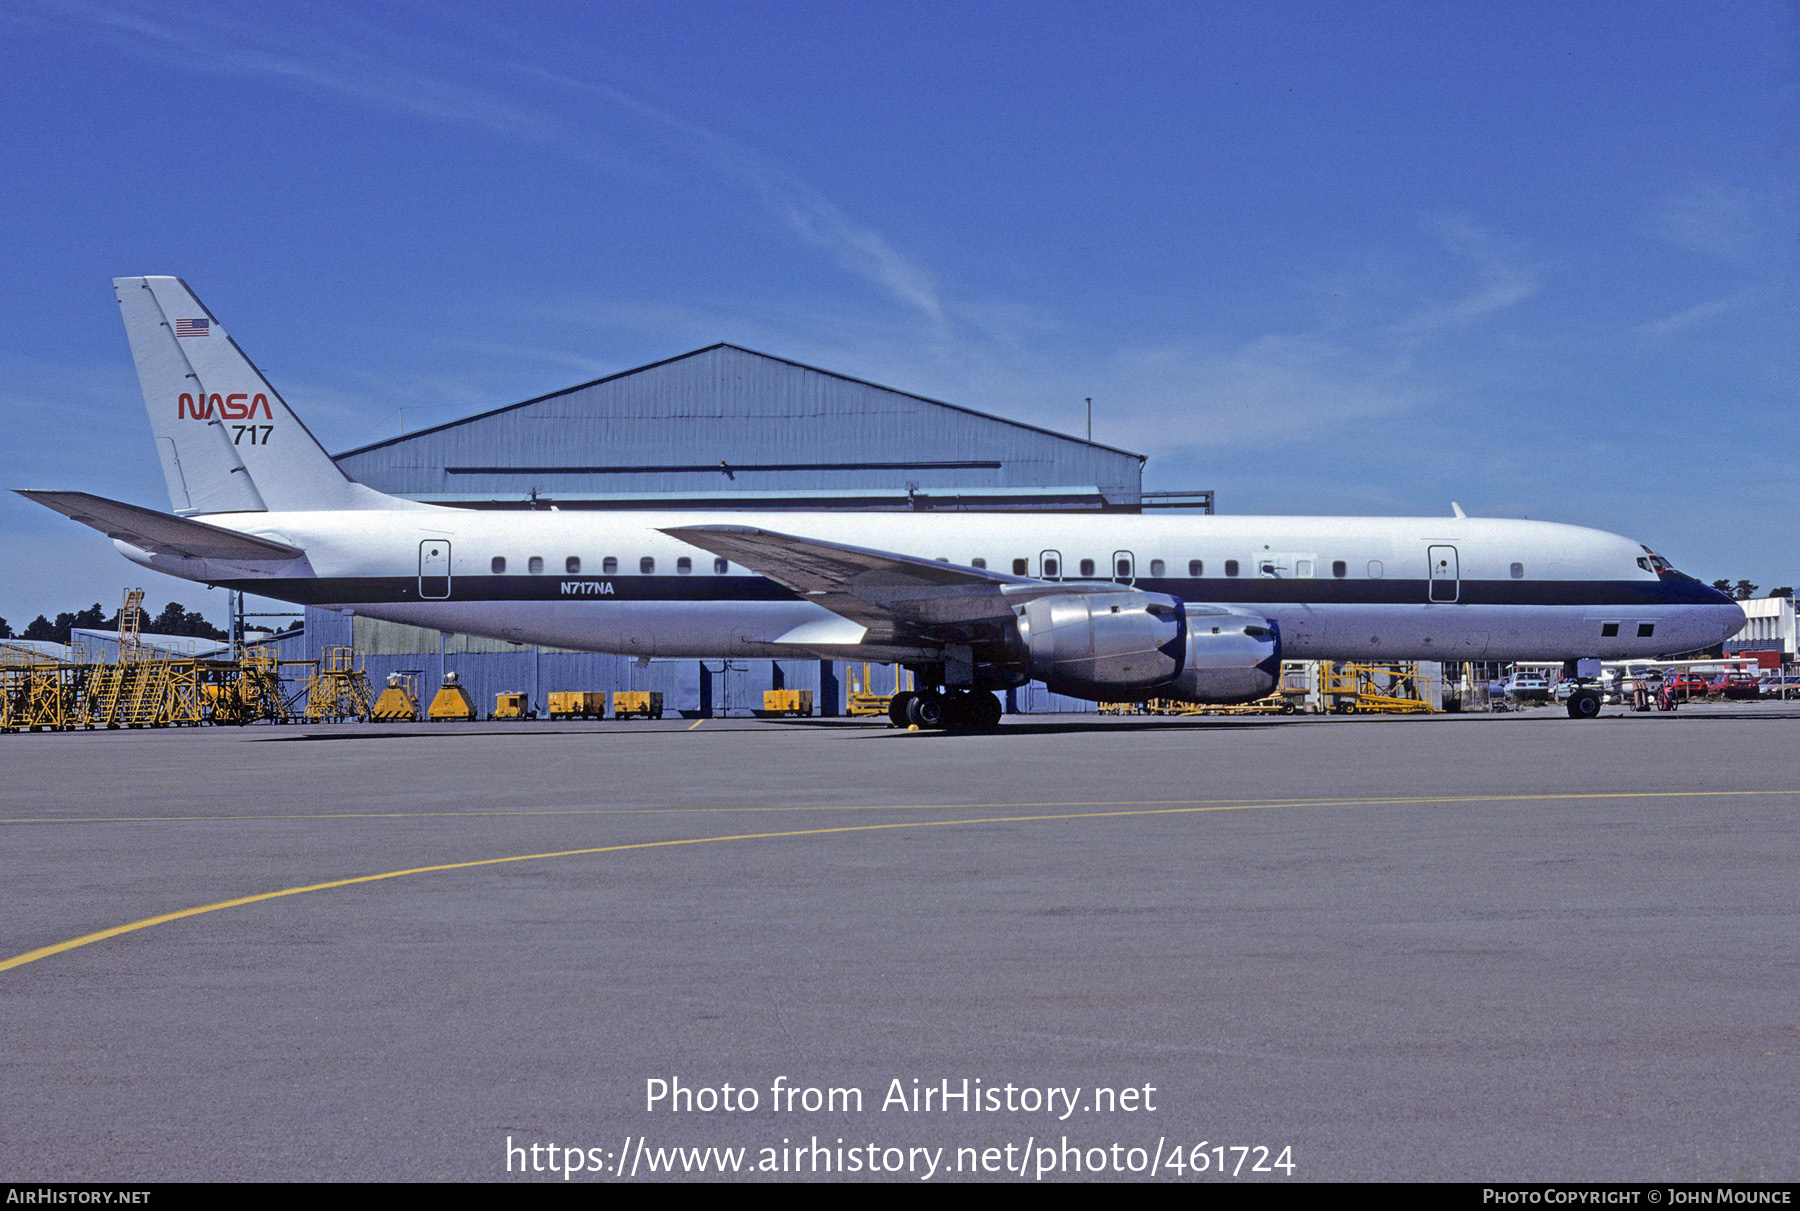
[1732, 580, 1758, 601]
[0, 616, 10, 639]
[1771, 587, 1793, 599]
[148, 602, 228, 641]
[1711, 579, 1732, 594]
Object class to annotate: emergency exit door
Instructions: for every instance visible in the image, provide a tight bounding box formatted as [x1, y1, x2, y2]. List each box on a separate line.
[1427, 545, 1459, 603]
[419, 540, 451, 599]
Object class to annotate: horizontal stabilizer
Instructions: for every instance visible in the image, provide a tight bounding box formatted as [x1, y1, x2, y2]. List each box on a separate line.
[17, 490, 305, 561]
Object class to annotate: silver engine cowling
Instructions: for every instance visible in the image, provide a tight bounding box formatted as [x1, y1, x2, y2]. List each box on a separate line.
[1014, 590, 1186, 699]
[1163, 605, 1282, 703]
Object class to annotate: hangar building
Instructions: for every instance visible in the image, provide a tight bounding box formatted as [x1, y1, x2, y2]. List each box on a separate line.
[282, 344, 1209, 717]
[334, 344, 1154, 513]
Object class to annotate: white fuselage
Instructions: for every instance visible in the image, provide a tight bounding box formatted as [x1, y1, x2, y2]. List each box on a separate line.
[120, 506, 1746, 663]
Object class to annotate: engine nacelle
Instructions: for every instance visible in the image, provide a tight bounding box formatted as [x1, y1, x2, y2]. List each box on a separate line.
[1015, 590, 1186, 699]
[1163, 606, 1282, 703]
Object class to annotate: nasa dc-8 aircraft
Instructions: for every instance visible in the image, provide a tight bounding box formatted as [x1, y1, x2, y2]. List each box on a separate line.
[19, 277, 1744, 727]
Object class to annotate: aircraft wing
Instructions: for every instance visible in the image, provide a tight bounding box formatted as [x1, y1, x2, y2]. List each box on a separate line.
[16, 490, 306, 561]
[660, 524, 1137, 641]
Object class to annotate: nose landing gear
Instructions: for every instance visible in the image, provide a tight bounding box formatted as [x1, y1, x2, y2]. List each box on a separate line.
[1566, 687, 1603, 718]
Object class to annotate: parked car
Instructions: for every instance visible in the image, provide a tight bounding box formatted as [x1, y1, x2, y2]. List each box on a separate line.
[1505, 673, 1553, 704]
[1663, 671, 1711, 699]
[1757, 672, 1800, 698]
[1709, 671, 1761, 700]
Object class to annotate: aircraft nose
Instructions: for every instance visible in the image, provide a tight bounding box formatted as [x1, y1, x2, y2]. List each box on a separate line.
[1715, 601, 1748, 643]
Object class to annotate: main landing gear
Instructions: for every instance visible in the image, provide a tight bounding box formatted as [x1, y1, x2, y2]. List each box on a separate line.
[887, 688, 1004, 731]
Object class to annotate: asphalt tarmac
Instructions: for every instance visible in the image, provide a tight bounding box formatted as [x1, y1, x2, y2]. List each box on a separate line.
[3, 703, 1797, 1183]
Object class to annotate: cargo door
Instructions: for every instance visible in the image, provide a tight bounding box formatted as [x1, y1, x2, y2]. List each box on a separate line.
[419, 540, 451, 600]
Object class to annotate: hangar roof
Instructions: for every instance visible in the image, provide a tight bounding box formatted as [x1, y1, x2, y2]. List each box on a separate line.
[333, 344, 1148, 511]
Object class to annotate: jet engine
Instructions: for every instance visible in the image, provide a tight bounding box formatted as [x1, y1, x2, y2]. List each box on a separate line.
[1014, 590, 1186, 699]
[1162, 606, 1282, 703]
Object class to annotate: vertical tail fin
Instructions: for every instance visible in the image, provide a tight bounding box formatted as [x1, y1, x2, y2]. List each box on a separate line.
[115, 276, 379, 513]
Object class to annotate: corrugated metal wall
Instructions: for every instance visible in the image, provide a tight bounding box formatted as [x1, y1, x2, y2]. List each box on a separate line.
[335, 344, 1141, 506]
[287, 607, 1092, 718]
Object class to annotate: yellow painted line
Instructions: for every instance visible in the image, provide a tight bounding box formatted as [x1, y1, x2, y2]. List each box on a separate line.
[3, 788, 1797, 975]
[687, 718, 705, 730]
[1, 788, 1796, 827]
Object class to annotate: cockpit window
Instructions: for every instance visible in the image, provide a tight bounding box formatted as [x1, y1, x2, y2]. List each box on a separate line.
[1641, 550, 1693, 580]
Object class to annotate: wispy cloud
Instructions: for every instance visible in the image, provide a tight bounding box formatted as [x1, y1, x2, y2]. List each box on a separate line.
[1391, 218, 1541, 335]
[47, 0, 944, 321]
[1636, 288, 1760, 339]
[1647, 183, 1763, 259]
[516, 66, 945, 323]
[50, 1, 572, 146]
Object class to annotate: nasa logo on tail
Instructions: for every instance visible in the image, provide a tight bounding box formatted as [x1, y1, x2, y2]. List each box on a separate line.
[177, 393, 275, 421]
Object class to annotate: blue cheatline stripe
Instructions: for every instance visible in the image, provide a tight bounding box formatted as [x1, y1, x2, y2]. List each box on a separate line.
[217, 574, 1731, 609]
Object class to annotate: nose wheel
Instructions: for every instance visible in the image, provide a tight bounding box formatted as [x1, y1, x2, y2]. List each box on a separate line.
[1566, 687, 1602, 719]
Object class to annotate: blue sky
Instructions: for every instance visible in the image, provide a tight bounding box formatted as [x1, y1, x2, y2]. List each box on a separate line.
[2, 0, 1794, 630]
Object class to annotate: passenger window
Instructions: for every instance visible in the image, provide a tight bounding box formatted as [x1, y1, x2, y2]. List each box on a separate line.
[1079, 558, 1096, 577]
[1043, 557, 1060, 578]
[1116, 558, 1131, 578]
[1012, 558, 1028, 575]
[1332, 560, 1346, 578]
[1637, 623, 1655, 638]
[491, 556, 506, 574]
[528, 556, 544, 575]
[1188, 559, 1203, 576]
[1510, 562, 1524, 579]
[1225, 560, 1239, 577]
[1601, 622, 1620, 637]
[713, 557, 728, 574]
[603, 557, 618, 574]
[971, 558, 986, 569]
[677, 557, 692, 574]
[1149, 560, 1165, 577]
[565, 556, 581, 574]
[640, 557, 655, 574]
[1367, 560, 1383, 578]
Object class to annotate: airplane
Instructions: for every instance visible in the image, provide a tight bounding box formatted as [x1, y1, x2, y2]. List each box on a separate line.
[17, 276, 1747, 727]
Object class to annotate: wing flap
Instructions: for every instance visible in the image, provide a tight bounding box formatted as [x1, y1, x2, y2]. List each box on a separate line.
[17, 490, 306, 561]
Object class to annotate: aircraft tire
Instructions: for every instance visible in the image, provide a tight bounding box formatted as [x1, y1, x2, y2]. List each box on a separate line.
[1567, 688, 1602, 719]
[973, 692, 1003, 729]
[908, 690, 946, 729]
[887, 691, 916, 728]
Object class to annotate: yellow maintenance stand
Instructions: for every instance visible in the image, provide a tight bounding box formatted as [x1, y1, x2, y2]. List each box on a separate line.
[1319, 662, 1436, 714]
[303, 647, 376, 722]
[427, 672, 478, 722]
[846, 663, 911, 716]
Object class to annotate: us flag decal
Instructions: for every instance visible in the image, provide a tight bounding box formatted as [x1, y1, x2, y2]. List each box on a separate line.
[174, 318, 210, 337]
